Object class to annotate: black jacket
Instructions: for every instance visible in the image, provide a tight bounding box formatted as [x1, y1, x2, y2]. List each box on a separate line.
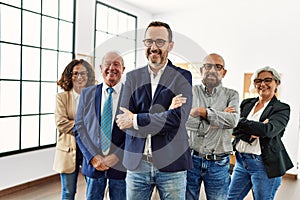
[233, 96, 293, 178]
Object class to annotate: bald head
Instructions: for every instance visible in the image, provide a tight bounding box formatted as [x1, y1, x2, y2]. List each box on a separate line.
[203, 53, 225, 68]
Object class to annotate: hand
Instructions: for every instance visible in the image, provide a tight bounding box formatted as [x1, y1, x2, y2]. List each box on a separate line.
[250, 135, 259, 139]
[263, 118, 269, 124]
[169, 94, 187, 109]
[90, 155, 109, 171]
[102, 153, 119, 168]
[224, 106, 236, 113]
[190, 107, 207, 118]
[116, 107, 134, 130]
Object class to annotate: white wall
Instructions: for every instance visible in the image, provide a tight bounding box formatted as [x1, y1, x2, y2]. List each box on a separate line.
[155, 0, 300, 174]
[0, 148, 56, 190]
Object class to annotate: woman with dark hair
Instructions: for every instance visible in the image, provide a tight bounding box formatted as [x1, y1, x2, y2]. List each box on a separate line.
[53, 59, 95, 200]
[228, 66, 293, 200]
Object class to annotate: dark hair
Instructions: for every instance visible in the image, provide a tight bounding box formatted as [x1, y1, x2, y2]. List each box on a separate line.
[57, 59, 96, 91]
[146, 21, 173, 42]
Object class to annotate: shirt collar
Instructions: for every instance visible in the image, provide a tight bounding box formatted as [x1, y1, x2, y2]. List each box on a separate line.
[200, 82, 223, 95]
[147, 63, 167, 77]
[103, 81, 122, 94]
[72, 89, 80, 100]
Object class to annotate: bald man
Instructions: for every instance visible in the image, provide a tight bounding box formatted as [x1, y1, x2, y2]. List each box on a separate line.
[186, 53, 240, 200]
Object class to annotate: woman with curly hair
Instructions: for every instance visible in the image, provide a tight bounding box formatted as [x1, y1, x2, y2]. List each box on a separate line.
[53, 59, 95, 200]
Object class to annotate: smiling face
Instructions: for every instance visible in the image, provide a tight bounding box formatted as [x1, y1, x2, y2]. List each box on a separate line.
[254, 71, 278, 100]
[72, 64, 88, 93]
[201, 54, 227, 90]
[144, 26, 174, 72]
[100, 52, 125, 87]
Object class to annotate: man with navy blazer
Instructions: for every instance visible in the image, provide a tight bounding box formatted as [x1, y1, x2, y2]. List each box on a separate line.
[74, 51, 126, 200]
[116, 21, 193, 200]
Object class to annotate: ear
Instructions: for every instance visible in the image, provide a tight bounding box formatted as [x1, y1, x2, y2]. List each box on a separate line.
[221, 69, 227, 78]
[167, 41, 174, 51]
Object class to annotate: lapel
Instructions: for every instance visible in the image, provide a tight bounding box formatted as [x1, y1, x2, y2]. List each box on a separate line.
[67, 91, 76, 119]
[242, 97, 258, 118]
[152, 61, 174, 104]
[95, 84, 103, 124]
[259, 96, 277, 121]
[140, 66, 152, 102]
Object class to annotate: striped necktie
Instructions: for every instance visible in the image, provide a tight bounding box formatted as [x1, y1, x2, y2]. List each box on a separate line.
[100, 87, 114, 153]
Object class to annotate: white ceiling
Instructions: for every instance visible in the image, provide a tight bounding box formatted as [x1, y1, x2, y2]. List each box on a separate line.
[121, 0, 193, 15]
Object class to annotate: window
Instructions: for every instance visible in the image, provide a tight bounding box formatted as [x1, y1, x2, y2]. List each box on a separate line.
[94, 1, 137, 82]
[0, 0, 75, 156]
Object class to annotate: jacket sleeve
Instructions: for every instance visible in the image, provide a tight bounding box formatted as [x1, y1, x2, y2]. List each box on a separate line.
[134, 70, 192, 136]
[237, 102, 290, 138]
[74, 88, 97, 162]
[55, 93, 74, 135]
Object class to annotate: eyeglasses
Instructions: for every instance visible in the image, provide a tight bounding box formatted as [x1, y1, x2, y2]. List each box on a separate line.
[253, 77, 274, 85]
[143, 39, 167, 48]
[72, 71, 88, 78]
[202, 63, 224, 71]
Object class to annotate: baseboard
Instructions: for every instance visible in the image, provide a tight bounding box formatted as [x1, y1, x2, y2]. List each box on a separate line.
[0, 174, 60, 197]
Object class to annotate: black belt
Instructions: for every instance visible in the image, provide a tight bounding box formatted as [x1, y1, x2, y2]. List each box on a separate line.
[192, 150, 228, 161]
[142, 154, 153, 163]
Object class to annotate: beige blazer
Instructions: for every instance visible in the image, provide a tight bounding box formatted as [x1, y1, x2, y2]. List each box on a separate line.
[53, 91, 77, 173]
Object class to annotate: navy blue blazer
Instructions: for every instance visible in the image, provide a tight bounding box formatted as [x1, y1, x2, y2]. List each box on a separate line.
[233, 96, 293, 178]
[120, 60, 193, 172]
[74, 84, 126, 179]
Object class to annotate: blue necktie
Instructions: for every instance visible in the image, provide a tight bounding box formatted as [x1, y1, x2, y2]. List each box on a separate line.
[101, 87, 114, 153]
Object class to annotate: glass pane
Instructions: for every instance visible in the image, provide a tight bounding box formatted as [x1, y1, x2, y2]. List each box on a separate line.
[95, 31, 108, 48]
[22, 11, 41, 47]
[59, 21, 73, 52]
[0, 43, 21, 80]
[118, 12, 128, 34]
[59, 0, 74, 22]
[21, 115, 39, 148]
[96, 4, 108, 31]
[40, 82, 56, 113]
[22, 46, 40, 80]
[127, 16, 136, 39]
[40, 114, 56, 145]
[22, 82, 40, 115]
[0, 117, 20, 153]
[107, 8, 118, 34]
[123, 52, 136, 73]
[42, 16, 58, 49]
[1, 0, 21, 7]
[58, 52, 72, 80]
[23, 0, 41, 13]
[0, 81, 20, 116]
[41, 49, 57, 81]
[0, 5, 21, 43]
[42, 0, 58, 18]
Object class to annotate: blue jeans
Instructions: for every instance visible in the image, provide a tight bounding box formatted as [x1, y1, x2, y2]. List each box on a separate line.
[186, 155, 230, 200]
[60, 168, 79, 200]
[228, 152, 281, 200]
[85, 175, 126, 200]
[126, 160, 187, 200]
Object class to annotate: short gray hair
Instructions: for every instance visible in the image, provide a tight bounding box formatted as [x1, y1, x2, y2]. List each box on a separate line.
[253, 66, 281, 85]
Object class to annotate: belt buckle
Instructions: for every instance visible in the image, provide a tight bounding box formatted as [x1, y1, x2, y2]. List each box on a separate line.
[205, 154, 212, 160]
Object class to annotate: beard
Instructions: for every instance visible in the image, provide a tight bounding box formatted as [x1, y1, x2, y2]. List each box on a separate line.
[202, 72, 222, 89]
[146, 48, 168, 69]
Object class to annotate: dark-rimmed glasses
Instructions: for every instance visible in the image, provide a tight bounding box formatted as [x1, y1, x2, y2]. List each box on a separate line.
[72, 71, 88, 78]
[202, 63, 224, 71]
[254, 77, 274, 85]
[143, 39, 167, 47]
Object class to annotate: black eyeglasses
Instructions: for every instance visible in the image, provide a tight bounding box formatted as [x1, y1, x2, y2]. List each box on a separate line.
[253, 77, 274, 85]
[202, 63, 224, 71]
[72, 71, 88, 78]
[143, 39, 167, 47]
